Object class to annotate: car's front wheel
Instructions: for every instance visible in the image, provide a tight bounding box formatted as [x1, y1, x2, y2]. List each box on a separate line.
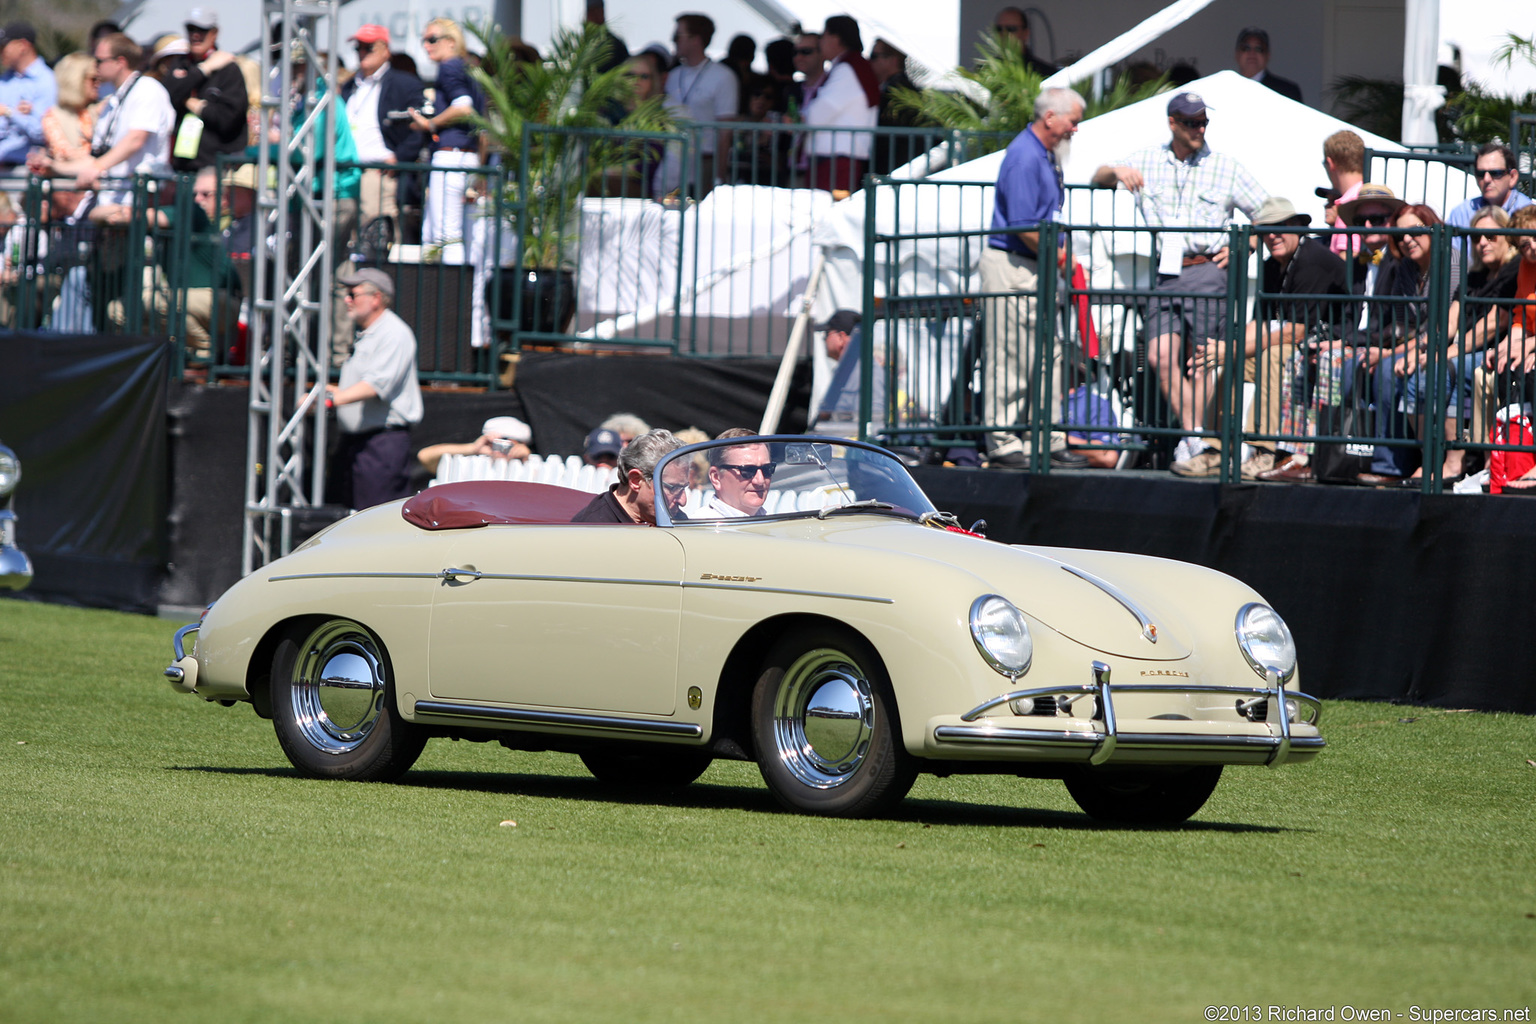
[270, 618, 426, 781]
[1062, 764, 1222, 824]
[751, 628, 917, 817]
[579, 749, 713, 789]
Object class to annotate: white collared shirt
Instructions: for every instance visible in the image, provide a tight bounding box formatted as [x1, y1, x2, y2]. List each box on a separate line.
[346, 64, 392, 164]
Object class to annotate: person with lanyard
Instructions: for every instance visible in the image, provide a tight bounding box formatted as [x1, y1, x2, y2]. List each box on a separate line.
[664, 13, 737, 197]
[1092, 91, 1268, 467]
[980, 86, 1087, 470]
[798, 15, 879, 194]
[410, 18, 483, 263]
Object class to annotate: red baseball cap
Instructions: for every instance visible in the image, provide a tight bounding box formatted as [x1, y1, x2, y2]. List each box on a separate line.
[350, 24, 390, 45]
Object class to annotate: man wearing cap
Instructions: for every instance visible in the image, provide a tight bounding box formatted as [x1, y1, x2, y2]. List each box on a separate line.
[221, 163, 258, 258]
[342, 25, 427, 239]
[325, 267, 423, 509]
[571, 429, 688, 525]
[1092, 92, 1267, 460]
[0, 22, 55, 172]
[1446, 142, 1534, 229]
[416, 415, 533, 476]
[584, 428, 623, 467]
[1322, 130, 1365, 257]
[160, 9, 248, 172]
[812, 309, 887, 434]
[1173, 197, 1349, 481]
[983, 86, 1087, 469]
[1233, 28, 1301, 103]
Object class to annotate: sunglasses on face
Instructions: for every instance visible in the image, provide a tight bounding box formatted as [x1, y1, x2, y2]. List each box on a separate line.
[995, 24, 1023, 34]
[186, 27, 211, 38]
[718, 463, 776, 480]
[1358, 214, 1391, 226]
[660, 481, 689, 496]
[1476, 167, 1513, 179]
[1174, 117, 1208, 130]
[345, 287, 375, 299]
[422, 34, 442, 44]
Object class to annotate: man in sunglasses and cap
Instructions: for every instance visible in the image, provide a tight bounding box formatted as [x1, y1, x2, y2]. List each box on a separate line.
[162, 8, 249, 172]
[1093, 92, 1267, 464]
[1172, 196, 1348, 482]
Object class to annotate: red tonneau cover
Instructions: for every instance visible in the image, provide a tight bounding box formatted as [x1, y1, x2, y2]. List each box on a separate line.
[401, 481, 596, 530]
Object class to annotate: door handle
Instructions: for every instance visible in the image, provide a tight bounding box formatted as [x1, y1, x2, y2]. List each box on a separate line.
[439, 567, 483, 582]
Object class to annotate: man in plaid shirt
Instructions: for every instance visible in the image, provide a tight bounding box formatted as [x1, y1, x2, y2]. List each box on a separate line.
[1092, 92, 1268, 465]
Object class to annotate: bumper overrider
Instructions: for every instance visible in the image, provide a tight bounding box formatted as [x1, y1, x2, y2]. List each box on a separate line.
[928, 661, 1325, 767]
[164, 623, 200, 693]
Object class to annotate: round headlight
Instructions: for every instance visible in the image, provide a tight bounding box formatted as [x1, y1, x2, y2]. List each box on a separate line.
[0, 446, 19, 498]
[1235, 602, 1296, 681]
[970, 595, 1032, 678]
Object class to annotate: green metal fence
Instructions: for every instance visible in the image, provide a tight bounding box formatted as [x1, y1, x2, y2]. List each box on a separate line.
[863, 175, 1536, 493]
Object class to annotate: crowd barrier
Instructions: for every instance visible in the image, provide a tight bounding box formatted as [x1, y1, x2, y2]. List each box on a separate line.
[865, 176, 1536, 493]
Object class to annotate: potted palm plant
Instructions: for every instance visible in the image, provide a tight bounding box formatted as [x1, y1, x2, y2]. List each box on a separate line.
[471, 23, 675, 338]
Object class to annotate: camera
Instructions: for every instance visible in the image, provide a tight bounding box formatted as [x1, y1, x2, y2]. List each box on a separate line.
[489, 437, 515, 455]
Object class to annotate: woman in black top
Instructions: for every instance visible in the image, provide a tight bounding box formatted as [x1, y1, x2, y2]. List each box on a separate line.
[411, 18, 484, 263]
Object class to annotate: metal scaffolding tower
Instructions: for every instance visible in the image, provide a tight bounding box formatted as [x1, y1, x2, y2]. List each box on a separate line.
[242, 0, 342, 575]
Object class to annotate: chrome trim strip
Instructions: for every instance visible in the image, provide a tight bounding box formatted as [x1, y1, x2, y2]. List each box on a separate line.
[412, 700, 703, 737]
[681, 581, 893, 604]
[1061, 564, 1159, 643]
[933, 725, 1104, 746]
[962, 682, 1324, 720]
[171, 622, 199, 661]
[268, 571, 891, 605]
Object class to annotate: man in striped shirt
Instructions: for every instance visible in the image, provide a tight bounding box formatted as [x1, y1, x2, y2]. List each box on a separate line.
[1092, 92, 1268, 461]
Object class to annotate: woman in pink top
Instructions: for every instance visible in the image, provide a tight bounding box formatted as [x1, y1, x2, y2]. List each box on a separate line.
[40, 52, 100, 221]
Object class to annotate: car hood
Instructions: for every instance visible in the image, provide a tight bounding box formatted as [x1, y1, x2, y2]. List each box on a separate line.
[765, 517, 1200, 661]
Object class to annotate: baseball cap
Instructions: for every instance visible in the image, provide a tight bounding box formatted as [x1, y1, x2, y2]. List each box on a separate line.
[185, 8, 218, 29]
[350, 24, 390, 45]
[0, 22, 37, 45]
[482, 416, 532, 444]
[338, 266, 395, 300]
[816, 309, 860, 334]
[1315, 185, 1342, 204]
[1166, 92, 1210, 118]
[585, 428, 623, 460]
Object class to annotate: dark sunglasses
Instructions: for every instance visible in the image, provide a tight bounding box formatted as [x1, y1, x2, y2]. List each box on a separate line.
[1174, 117, 1208, 130]
[660, 481, 689, 496]
[995, 24, 1023, 33]
[794, 46, 817, 55]
[871, 50, 897, 60]
[719, 463, 776, 480]
[1476, 167, 1513, 179]
[1358, 214, 1391, 226]
[422, 34, 442, 44]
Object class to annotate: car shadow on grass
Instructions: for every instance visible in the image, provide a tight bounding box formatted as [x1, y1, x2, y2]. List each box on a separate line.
[167, 765, 1293, 832]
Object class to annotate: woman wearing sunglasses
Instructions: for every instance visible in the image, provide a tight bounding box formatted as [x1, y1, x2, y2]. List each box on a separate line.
[410, 18, 483, 263]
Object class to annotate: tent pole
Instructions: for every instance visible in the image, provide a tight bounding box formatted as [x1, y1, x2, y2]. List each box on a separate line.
[761, 252, 827, 434]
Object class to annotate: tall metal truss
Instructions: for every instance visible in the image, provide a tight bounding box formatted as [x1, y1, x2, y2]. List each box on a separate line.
[242, 0, 341, 575]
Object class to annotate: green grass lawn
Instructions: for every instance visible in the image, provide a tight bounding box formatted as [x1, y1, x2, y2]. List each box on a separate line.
[1, 600, 1533, 1023]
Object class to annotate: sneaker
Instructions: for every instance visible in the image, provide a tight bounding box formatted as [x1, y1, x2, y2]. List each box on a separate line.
[1172, 437, 1199, 463]
[1240, 451, 1275, 480]
[1170, 449, 1222, 478]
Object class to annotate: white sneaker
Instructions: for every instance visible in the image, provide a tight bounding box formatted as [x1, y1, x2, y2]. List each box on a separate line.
[1173, 437, 1199, 463]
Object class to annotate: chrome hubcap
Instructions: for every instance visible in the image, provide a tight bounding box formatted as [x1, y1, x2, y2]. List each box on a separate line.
[290, 621, 386, 754]
[772, 648, 874, 789]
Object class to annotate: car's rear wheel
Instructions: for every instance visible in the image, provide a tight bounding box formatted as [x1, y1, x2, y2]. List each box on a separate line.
[1062, 764, 1222, 824]
[271, 618, 426, 781]
[751, 628, 917, 817]
[579, 749, 713, 789]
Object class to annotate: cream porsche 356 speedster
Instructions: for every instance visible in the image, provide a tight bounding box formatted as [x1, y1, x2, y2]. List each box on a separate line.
[164, 436, 1323, 823]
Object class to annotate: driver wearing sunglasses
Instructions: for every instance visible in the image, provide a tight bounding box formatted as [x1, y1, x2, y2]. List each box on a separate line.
[705, 429, 775, 517]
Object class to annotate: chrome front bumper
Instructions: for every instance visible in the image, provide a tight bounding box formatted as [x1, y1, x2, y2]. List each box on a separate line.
[930, 662, 1325, 767]
[163, 623, 200, 693]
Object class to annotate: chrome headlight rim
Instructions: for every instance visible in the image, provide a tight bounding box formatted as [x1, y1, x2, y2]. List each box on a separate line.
[969, 594, 1033, 679]
[0, 445, 19, 498]
[1235, 602, 1297, 682]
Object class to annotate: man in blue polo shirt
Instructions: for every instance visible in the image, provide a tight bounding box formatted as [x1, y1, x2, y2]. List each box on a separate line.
[1445, 142, 1533, 228]
[979, 85, 1086, 469]
[0, 23, 54, 173]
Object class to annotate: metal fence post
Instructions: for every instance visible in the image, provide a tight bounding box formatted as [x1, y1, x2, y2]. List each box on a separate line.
[1219, 223, 1250, 484]
[859, 176, 879, 444]
[1032, 220, 1058, 473]
[1422, 221, 1452, 491]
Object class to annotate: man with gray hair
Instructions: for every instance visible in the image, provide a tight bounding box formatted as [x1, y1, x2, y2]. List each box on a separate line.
[571, 428, 689, 524]
[979, 85, 1087, 469]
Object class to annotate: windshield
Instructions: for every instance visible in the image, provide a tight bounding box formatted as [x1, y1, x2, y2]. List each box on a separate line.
[656, 437, 937, 526]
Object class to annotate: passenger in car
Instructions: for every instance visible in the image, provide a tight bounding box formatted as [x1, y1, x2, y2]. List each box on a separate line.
[704, 427, 774, 517]
[571, 428, 687, 525]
